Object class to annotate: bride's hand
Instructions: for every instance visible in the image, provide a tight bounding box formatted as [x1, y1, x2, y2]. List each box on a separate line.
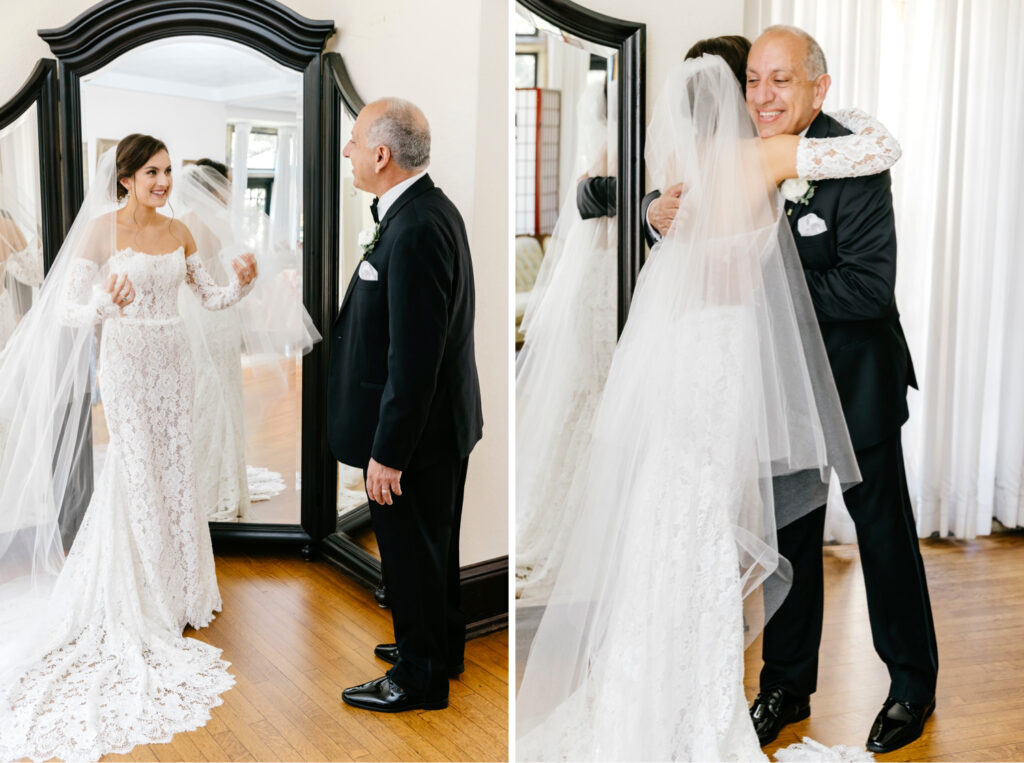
[232, 253, 258, 286]
[105, 273, 135, 309]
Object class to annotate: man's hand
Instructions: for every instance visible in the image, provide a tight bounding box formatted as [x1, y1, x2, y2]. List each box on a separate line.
[649, 183, 685, 237]
[366, 457, 403, 506]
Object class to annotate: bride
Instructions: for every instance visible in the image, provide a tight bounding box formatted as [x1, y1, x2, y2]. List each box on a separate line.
[0, 133, 315, 760]
[514, 34, 904, 599]
[516, 51, 887, 761]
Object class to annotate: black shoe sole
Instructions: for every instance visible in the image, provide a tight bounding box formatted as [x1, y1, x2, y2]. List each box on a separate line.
[865, 702, 935, 753]
[757, 703, 811, 747]
[342, 694, 449, 713]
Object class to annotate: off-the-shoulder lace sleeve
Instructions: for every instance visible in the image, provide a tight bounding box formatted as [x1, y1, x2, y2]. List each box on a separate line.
[60, 258, 119, 326]
[185, 251, 254, 310]
[6, 244, 44, 287]
[797, 108, 902, 179]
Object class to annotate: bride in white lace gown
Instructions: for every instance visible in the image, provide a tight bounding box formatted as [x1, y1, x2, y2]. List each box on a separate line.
[514, 72, 903, 602]
[0, 135, 260, 761]
[517, 50, 892, 762]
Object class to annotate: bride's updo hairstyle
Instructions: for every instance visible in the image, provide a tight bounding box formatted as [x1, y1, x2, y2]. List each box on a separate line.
[116, 133, 169, 201]
[684, 35, 751, 91]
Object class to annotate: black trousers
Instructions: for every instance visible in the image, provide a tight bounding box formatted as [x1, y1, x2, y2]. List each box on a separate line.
[760, 433, 939, 706]
[367, 454, 469, 697]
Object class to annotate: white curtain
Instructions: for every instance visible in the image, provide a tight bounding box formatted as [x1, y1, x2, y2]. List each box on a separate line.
[745, 0, 1024, 538]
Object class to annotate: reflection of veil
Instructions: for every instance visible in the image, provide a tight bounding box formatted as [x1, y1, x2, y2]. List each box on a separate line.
[515, 78, 617, 594]
[519, 79, 610, 331]
[0, 188, 43, 333]
[516, 56, 860, 755]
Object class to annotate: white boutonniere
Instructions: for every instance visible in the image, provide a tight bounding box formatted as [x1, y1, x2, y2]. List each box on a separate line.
[358, 224, 381, 257]
[781, 178, 816, 216]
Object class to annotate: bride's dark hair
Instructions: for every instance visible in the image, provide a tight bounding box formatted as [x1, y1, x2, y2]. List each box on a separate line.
[116, 133, 169, 201]
[685, 35, 752, 91]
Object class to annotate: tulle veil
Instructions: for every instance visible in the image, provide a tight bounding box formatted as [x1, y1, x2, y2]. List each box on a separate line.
[0, 146, 317, 665]
[516, 54, 860, 751]
[515, 79, 618, 589]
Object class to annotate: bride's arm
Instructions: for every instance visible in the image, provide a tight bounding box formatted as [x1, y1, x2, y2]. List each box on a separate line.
[59, 258, 123, 326]
[177, 219, 257, 311]
[763, 109, 902, 185]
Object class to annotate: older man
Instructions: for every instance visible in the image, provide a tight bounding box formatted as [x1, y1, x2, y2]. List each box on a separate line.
[329, 98, 483, 712]
[737, 27, 938, 754]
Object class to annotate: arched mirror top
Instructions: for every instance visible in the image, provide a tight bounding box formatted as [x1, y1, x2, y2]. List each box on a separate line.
[39, 0, 334, 73]
[0, 60, 57, 129]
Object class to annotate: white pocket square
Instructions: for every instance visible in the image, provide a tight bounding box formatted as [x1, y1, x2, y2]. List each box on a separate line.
[797, 213, 828, 237]
[358, 260, 379, 281]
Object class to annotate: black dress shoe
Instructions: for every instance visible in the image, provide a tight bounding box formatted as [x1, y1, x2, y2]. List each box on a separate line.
[341, 674, 448, 713]
[373, 643, 465, 677]
[749, 688, 811, 746]
[866, 696, 935, 753]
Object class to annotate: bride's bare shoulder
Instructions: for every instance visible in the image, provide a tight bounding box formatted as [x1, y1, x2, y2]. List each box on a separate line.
[169, 217, 198, 256]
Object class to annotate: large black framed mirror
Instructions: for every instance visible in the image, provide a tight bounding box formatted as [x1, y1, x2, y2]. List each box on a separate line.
[516, 0, 644, 332]
[38, 0, 339, 552]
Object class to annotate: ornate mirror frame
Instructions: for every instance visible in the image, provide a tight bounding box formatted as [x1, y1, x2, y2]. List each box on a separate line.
[38, 0, 339, 553]
[0, 59, 62, 273]
[517, 0, 645, 332]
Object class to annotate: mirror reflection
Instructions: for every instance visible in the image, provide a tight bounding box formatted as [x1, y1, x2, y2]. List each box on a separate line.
[514, 5, 619, 596]
[79, 37, 305, 525]
[0, 103, 44, 350]
[334, 104, 377, 557]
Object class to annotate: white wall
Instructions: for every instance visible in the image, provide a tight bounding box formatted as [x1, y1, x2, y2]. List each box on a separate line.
[0, 0, 509, 565]
[80, 84, 228, 176]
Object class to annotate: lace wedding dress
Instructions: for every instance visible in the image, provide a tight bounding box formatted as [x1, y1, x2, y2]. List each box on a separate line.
[0, 247, 251, 761]
[516, 57, 886, 762]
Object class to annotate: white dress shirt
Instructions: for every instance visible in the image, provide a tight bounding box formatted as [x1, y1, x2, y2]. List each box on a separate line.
[376, 170, 428, 221]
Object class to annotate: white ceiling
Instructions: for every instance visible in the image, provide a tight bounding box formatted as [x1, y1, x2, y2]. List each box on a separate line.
[83, 36, 302, 117]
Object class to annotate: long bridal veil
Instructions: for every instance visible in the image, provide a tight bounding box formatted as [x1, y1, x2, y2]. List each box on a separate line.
[0, 148, 317, 671]
[516, 55, 860, 755]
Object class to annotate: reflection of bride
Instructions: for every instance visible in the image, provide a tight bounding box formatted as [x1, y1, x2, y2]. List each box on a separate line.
[516, 81, 616, 593]
[516, 53, 890, 761]
[0, 134, 316, 760]
[0, 202, 43, 347]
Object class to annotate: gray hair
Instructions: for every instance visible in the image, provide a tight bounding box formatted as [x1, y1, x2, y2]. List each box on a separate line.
[366, 98, 431, 171]
[763, 24, 828, 79]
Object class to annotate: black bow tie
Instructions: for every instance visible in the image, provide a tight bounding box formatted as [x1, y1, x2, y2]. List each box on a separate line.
[370, 197, 380, 224]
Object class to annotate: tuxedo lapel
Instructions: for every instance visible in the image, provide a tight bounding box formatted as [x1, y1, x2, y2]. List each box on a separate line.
[336, 174, 436, 320]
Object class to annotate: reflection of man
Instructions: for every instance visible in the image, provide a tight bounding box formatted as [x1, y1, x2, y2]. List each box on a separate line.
[328, 97, 483, 713]
[575, 175, 616, 219]
[736, 27, 938, 755]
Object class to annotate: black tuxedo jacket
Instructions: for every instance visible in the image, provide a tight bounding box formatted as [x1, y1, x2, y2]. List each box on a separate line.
[784, 111, 916, 450]
[327, 174, 483, 472]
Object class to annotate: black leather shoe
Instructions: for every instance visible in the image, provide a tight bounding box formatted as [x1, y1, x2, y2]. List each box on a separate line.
[373, 643, 465, 677]
[341, 674, 448, 713]
[866, 696, 935, 753]
[750, 688, 811, 746]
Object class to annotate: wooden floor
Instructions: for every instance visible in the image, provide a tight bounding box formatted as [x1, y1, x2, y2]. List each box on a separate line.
[515, 533, 1024, 761]
[750, 533, 1024, 762]
[104, 550, 508, 762]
